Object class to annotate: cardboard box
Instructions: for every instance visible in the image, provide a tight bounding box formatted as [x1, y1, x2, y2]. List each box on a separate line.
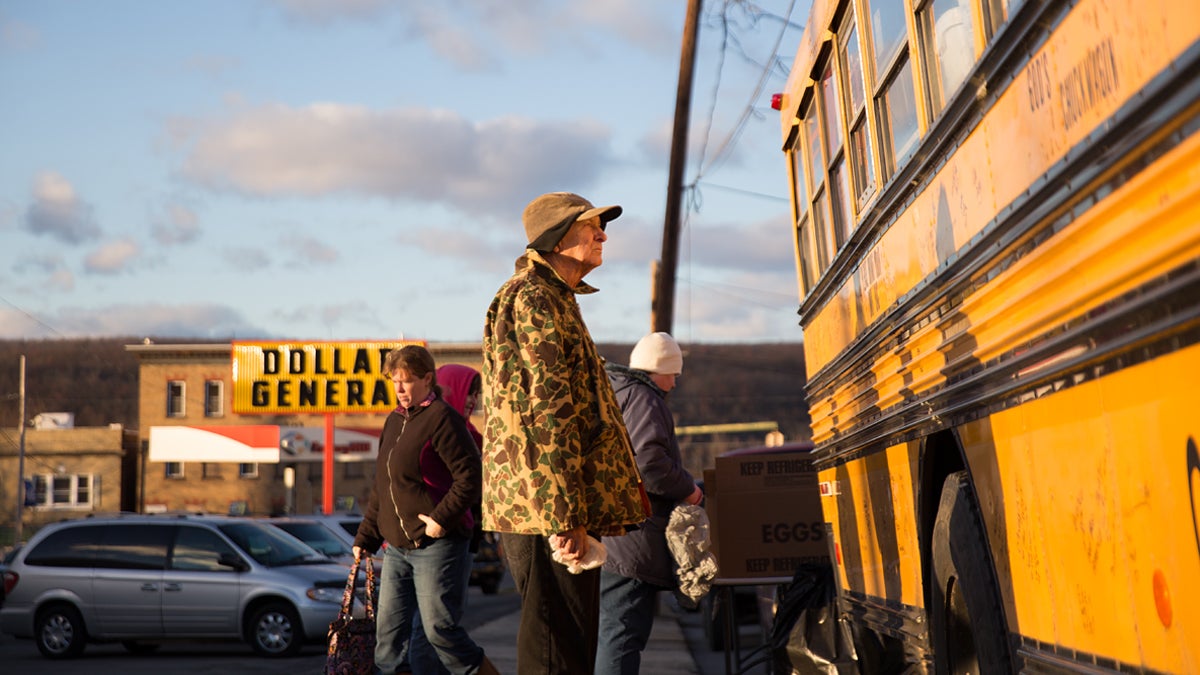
[704, 446, 829, 580]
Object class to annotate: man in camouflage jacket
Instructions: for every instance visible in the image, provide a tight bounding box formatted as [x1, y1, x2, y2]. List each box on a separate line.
[482, 191, 648, 674]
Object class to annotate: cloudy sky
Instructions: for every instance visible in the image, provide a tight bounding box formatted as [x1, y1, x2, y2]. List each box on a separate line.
[0, 0, 809, 344]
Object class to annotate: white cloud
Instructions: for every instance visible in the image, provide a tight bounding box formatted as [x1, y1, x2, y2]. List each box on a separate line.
[23, 172, 101, 244]
[172, 103, 614, 217]
[0, 303, 270, 339]
[152, 203, 201, 245]
[282, 234, 339, 264]
[223, 247, 272, 270]
[13, 254, 75, 292]
[85, 238, 140, 274]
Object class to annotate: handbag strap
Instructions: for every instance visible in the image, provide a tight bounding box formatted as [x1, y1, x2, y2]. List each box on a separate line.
[338, 553, 377, 620]
[362, 554, 376, 620]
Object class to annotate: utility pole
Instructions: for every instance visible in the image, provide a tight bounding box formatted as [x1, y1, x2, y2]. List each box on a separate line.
[15, 355, 26, 544]
[654, 0, 703, 334]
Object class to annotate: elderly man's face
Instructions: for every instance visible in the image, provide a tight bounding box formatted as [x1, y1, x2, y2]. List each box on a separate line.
[554, 216, 607, 271]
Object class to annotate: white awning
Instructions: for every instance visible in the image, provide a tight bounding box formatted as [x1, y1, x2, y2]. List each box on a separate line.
[149, 425, 281, 462]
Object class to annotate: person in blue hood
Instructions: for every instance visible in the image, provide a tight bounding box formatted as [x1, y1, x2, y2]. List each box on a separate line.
[596, 333, 703, 675]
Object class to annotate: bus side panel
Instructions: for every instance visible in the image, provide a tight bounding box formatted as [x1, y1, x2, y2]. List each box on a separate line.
[963, 344, 1200, 672]
[819, 440, 926, 609]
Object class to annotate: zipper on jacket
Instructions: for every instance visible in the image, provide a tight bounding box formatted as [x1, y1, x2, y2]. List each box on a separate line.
[386, 415, 419, 545]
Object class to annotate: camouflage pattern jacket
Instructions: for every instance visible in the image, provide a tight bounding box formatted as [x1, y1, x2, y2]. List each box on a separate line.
[481, 250, 648, 536]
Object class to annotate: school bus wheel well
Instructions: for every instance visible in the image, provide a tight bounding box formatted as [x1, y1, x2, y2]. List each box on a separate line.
[919, 430, 968, 607]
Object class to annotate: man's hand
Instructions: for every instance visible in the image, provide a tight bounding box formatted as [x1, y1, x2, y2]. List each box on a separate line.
[685, 483, 704, 506]
[352, 545, 364, 560]
[418, 514, 446, 538]
[548, 525, 589, 563]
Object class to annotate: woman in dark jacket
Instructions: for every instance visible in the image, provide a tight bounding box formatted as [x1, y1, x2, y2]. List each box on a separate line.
[353, 345, 499, 675]
[596, 333, 703, 675]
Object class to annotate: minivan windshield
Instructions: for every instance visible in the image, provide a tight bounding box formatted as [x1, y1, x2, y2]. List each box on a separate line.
[218, 521, 329, 567]
[271, 521, 353, 558]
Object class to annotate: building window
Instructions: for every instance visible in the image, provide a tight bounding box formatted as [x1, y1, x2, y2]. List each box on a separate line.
[167, 380, 186, 418]
[30, 474, 94, 509]
[343, 462, 365, 479]
[204, 380, 224, 418]
[202, 462, 223, 479]
[239, 463, 258, 479]
[165, 462, 184, 479]
[309, 463, 323, 485]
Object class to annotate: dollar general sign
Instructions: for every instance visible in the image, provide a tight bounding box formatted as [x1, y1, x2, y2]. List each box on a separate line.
[231, 341, 424, 414]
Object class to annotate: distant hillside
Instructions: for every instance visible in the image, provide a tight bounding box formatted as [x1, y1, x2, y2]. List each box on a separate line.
[0, 338, 811, 472]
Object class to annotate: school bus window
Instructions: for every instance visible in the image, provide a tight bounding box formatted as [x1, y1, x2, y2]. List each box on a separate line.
[830, 161, 854, 245]
[820, 60, 854, 244]
[797, 217, 820, 293]
[805, 102, 826, 181]
[868, 0, 909, 76]
[879, 57, 920, 171]
[791, 141, 809, 208]
[840, 20, 876, 207]
[812, 186, 837, 268]
[917, 0, 977, 115]
[820, 62, 844, 158]
[789, 138, 820, 294]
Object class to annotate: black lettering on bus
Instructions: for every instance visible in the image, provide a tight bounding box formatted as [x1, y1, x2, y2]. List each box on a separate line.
[333, 348, 346, 374]
[251, 380, 270, 406]
[354, 348, 371, 373]
[314, 348, 327, 374]
[1059, 38, 1119, 130]
[378, 348, 392, 373]
[325, 380, 340, 406]
[276, 380, 292, 407]
[347, 380, 365, 406]
[299, 381, 317, 406]
[1028, 52, 1051, 112]
[263, 349, 280, 375]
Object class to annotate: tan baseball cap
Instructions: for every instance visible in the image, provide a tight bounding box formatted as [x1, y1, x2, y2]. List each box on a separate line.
[522, 192, 622, 252]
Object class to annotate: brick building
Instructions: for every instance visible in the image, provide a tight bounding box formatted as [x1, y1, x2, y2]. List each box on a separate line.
[0, 423, 138, 535]
[127, 341, 483, 517]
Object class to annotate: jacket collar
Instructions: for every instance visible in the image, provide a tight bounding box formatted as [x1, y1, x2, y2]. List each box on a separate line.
[516, 250, 600, 296]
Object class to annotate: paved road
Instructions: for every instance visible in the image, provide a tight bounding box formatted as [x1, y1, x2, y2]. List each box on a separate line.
[0, 584, 522, 675]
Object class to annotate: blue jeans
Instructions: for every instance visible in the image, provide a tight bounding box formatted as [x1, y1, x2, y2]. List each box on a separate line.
[409, 546, 475, 675]
[374, 535, 482, 675]
[595, 570, 661, 675]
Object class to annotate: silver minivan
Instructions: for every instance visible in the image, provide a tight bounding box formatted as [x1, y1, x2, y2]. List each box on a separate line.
[0, 514, 350, 659]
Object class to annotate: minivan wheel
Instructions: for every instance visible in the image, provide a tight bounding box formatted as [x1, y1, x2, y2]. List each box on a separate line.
[247, 601, 303, 657]
[35, 604, 87, 659]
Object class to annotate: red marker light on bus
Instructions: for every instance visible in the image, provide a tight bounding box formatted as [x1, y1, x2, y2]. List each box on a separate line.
[770, 93, 783, 111]
[1153, 569, 1172, 628]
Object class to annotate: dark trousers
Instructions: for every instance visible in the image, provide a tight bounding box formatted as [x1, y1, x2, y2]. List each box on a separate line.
[500, 532, 600, 674]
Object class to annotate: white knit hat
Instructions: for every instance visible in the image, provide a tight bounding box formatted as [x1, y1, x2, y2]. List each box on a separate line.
[629, 332, 683, 375]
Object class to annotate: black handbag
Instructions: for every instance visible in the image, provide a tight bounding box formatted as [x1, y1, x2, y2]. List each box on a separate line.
[324, 553, 377, 675]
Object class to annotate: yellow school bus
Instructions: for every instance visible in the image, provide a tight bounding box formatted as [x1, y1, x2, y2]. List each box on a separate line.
[775, 0, 1199, 671]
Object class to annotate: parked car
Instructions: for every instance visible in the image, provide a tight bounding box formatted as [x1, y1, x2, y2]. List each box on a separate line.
[0, 513, 349, 659]
[471, 531, 504, 595]
[265, 517, 357, 565]
[0, 544, 23, 609]
[307, 512, 505, 594]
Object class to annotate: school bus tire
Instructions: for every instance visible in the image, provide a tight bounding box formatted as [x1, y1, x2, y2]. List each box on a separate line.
[931, 471, 1013, 674]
